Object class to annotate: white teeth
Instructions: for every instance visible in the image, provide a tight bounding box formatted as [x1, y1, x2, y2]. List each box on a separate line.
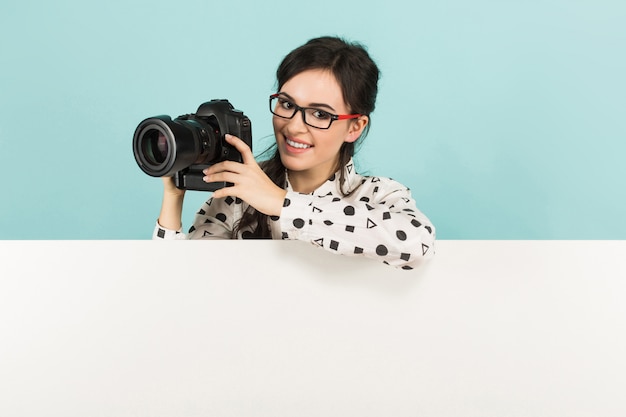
[286, 138, 312, 149]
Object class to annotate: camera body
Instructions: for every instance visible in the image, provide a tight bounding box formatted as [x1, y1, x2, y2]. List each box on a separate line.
[132, 99, 252, 192]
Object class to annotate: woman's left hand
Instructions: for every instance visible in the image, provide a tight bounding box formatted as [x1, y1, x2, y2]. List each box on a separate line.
[203, 134, 287, 216]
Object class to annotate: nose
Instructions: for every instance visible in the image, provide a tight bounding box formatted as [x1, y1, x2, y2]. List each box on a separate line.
[285, 108, 309, 132]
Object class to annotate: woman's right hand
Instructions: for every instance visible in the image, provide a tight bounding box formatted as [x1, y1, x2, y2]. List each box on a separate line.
[161, 176, 186, 198]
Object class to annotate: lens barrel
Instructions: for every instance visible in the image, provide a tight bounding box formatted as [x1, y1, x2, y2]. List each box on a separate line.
[132, 116, 218, 177]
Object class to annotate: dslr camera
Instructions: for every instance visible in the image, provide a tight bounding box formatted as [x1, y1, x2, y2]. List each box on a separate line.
[132, 99, 252, 191]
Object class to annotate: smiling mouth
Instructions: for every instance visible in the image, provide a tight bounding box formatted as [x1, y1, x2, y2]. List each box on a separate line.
[286, 138, 313, 149]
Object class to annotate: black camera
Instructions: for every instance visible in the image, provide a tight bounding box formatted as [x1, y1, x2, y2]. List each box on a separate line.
[132, 99, 252, 191]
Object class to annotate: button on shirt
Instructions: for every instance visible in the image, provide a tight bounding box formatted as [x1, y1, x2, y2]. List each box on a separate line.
[153, 159, 435, 270]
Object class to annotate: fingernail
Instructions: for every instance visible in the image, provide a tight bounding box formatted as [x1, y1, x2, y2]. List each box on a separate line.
[203, 176, 209, 182]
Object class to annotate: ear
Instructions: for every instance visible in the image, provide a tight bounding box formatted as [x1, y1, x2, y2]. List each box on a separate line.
[345, 115, 369, 143]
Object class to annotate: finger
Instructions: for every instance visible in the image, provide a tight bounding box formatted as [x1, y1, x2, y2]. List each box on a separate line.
[225, 134, 255, 164]
[211, 185, 236, 200]
[203, 160, 243, 176]
[203, 171, 239, 184]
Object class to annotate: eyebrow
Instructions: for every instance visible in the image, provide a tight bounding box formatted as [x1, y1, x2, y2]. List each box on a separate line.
[277, 92, 337, 112]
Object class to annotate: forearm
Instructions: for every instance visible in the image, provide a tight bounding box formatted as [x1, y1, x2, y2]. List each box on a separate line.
[158, 191, 185, 230]
[279, 189, 435, 269]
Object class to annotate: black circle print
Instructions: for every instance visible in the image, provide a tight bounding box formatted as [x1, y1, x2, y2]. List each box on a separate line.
[376, 245, 389, 256]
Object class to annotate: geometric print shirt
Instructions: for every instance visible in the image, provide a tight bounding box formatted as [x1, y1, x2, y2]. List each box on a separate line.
[153, 158, 435, 270]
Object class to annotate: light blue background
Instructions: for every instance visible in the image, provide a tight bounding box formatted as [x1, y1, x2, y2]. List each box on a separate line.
[1, 0, 624, 239]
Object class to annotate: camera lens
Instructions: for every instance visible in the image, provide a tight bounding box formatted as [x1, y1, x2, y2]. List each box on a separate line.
[142, 129, 168, 165]
[133, 118, 178, 177]
[133, 115, 221, 178]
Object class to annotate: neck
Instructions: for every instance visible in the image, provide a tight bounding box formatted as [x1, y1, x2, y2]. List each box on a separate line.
[287, 170, 329, 194]
[288, 160, 341, 194]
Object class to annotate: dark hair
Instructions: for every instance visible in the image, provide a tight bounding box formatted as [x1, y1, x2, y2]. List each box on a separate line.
[235, 36, 380, 238]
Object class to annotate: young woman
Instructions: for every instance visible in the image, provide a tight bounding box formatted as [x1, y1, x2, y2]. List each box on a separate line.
[154, 36, 435, 270]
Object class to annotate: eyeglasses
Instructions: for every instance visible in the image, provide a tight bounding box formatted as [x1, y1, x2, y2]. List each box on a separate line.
[269, 94, 362, 130]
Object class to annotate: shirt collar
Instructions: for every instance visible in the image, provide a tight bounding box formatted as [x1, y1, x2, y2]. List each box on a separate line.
[285, 158, 359, 196]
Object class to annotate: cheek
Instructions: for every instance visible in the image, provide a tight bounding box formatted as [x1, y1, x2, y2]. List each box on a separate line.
[325, 125, 351, 144]
[272, 116, 285, 133]
[271, 118, 279, 132]
[314, 130, 348, 151]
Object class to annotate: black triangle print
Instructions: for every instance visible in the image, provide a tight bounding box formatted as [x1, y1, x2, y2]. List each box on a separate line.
[367, 218, 377, 229]
[312, 206, 323, 213]
[313, 238, 324, 247]
[347, 163, 353, 173]
[422, 244, 429, 255]
[203, 230, 212, 237]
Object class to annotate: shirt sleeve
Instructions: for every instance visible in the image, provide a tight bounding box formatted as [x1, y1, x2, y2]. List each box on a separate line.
[152, 196, 243, 240]
[278, 177, 435, 270]
[152, 221, 186, 240]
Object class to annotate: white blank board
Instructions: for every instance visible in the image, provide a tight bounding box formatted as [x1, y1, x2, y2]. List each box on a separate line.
[1, 240, 625, 416]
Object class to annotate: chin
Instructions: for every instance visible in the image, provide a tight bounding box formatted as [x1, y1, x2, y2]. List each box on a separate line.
[278, 152, 309, 172]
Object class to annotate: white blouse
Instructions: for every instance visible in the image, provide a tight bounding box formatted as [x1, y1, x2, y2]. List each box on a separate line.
[153, 159, 435, 270]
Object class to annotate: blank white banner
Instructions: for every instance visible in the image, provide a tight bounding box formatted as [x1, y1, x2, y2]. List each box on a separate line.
[1, 240, 625, 417]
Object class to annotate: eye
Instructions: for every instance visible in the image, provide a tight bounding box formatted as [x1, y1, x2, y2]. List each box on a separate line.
[311, 109, 332, 120]
[279, 98, 295, 110]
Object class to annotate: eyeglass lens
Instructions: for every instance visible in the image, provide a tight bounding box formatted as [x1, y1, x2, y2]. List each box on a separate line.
[270, 96, 334, 129]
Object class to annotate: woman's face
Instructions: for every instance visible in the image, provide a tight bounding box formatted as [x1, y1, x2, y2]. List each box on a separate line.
[272, 69, 367, 185]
